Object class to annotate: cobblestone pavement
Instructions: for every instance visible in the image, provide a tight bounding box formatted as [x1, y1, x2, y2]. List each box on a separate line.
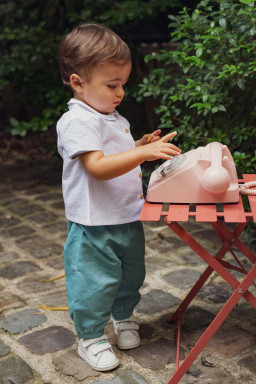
[1, 161, 256, 384]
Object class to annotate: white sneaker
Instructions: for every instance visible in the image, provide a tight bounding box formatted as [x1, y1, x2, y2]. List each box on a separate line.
[78, 335, 119, 371]
[113, 315, 141, 350]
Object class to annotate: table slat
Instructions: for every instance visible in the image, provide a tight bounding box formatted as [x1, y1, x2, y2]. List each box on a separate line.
[139, 199, 163, 221]
[196, 205, 217, 222]
[242, 174, 256, 182]
[243, 174, 256, 222]
[223, 196, 246, 222]
[167, 204, 189, 222]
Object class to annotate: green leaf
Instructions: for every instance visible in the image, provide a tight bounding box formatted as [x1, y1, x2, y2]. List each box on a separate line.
[196, 47, 203, 57]
[168, 15, 178, 22]
[158, 122, 174, 129]
[249, 27, 256, 36]
[219, 18, 227, 28]
[10, 118, 19, 127]
[217, 105, 227, 112]
[237, 79, 246, 89]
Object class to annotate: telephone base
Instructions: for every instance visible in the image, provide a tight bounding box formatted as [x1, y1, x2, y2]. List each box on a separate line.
[147, 142, 240, 204]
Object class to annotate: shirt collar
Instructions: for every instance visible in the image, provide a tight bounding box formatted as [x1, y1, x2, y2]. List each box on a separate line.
[67, 98, 118, 121]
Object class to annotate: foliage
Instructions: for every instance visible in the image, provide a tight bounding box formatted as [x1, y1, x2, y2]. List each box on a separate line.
[0, 0, 182, 136]
[139, 0, 256, 176]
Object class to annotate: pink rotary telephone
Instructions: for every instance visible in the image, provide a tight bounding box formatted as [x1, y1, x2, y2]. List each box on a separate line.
[147, 142, 256, 204]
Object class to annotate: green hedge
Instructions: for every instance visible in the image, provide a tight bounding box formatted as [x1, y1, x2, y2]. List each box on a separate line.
[0, 0, 183, 136]
[139, 0, 256, 176]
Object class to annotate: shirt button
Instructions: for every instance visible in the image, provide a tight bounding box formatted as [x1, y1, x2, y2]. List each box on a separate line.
[125, 128, 129, 133]
[139, 172, 142, 178]
[140, 194, 144, 199]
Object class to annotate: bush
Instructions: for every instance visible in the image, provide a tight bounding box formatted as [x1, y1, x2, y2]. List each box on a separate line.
[139, 0, 256, 176]
[0, 0, 183, 137]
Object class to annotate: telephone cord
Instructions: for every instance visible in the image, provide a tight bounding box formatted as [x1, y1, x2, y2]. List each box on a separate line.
[239, 181, 256, 195]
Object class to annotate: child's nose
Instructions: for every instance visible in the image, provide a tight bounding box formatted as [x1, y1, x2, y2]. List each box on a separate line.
[117, 87, 125, 99]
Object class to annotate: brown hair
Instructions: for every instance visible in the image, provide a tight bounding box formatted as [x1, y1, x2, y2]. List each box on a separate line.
[58, 23, 131, 88]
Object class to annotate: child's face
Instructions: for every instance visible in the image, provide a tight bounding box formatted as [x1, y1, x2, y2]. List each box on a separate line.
[75, 61, 132, 114]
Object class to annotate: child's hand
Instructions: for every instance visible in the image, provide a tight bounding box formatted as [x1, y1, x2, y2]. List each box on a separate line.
[139, 129, 161, 146]
[79, 130, 181, 180]
[142, 131, 181, 162]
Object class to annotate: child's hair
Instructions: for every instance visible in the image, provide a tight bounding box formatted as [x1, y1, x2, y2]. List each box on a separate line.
[58, 23, 131, 88]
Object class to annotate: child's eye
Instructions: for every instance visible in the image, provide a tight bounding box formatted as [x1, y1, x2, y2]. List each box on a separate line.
[107, 84, 116, 89]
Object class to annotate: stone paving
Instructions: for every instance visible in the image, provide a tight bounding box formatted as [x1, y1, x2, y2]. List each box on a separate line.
[1, 161, 256, 384]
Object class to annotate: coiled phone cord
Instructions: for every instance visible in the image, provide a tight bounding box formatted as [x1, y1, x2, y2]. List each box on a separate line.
[239, 181, 256, 195]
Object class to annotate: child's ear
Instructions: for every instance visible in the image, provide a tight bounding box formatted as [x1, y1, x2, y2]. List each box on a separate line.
[70, 74, 84, 92]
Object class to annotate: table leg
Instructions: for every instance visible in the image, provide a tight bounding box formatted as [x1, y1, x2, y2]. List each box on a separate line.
[212, 220, 256, 265]
[165, 219, 241, 322]
[165, 219, 256, 317]
[167, 262, 256, 384]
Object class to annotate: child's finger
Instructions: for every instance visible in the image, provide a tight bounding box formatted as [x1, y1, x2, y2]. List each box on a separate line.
[169, 143, 180, 153]
[161, 131, 177, 142]
[152, 129, 161, 136]
[161, 143, 180, 155]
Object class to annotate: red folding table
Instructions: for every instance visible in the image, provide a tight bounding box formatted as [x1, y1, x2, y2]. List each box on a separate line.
[140, 174, 256, 384]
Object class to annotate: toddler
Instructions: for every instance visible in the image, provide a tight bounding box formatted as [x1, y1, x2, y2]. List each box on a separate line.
[57, 23, 181, 372]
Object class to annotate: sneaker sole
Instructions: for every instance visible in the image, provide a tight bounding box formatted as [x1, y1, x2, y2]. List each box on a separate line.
[117, 340, 141, 350]
[78, 347, 119, 372]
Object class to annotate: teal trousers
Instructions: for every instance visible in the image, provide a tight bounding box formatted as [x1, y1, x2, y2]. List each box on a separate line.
[64, 221, 145, 339]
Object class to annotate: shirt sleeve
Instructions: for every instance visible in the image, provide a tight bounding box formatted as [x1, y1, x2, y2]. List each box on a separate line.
[59, 116, 102, 159]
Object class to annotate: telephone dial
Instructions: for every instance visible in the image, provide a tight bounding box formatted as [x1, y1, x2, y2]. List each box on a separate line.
[147, 141, 256, 204]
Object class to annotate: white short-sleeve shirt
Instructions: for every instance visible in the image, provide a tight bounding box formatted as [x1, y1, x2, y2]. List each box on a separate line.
[57, 98, 144, 226]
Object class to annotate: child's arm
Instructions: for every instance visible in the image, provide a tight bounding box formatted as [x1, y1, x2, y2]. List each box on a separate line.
[135, 129, 161, 147]
[78, 131, 180, 181]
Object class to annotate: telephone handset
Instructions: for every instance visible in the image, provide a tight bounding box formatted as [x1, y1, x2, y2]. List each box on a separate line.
[201, 141, 232, 194]
[147, 141, 256, 204]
